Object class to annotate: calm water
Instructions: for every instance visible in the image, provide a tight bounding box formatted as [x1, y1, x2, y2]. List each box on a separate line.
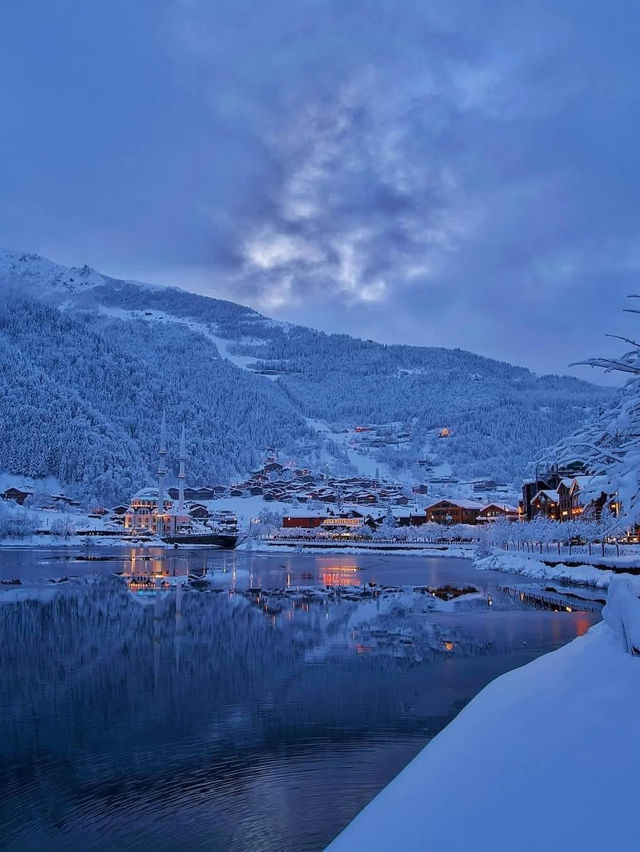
[0, 547, 601, 851]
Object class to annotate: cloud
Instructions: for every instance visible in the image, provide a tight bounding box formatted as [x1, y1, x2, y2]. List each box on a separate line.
[1, 0, 640, 377]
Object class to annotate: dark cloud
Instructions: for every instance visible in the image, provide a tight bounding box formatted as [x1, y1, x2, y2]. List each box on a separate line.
[1, 0, 639, 380]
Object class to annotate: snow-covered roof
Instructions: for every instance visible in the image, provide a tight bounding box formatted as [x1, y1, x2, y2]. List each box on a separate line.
[131, 487, 172, 502]
[479, 503, 520, 513]
[426, 499, 484, 510]
[531, 489, 559, 504]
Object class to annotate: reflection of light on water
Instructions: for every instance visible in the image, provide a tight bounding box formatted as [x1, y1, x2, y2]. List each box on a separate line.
[576, 616, 590, 637]
[123, 547, 189, 593]
[317, 557, 360, 587]
[321, 571, 361, 587]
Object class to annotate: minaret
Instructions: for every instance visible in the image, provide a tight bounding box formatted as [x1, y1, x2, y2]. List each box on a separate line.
[157, 413, 167, 532]
[178, 422, 187, 513]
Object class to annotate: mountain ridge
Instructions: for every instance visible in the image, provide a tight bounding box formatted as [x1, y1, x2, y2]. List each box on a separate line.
[0, 249, 614, 502]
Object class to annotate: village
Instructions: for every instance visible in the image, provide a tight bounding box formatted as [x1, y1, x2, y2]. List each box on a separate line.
[0, 419, 624, 547]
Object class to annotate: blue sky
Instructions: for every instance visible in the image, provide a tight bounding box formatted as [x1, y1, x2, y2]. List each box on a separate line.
[1, 0, 639, 379]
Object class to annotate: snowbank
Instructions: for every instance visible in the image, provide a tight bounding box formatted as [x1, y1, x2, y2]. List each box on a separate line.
[329, 620, 640, 851]
[240, 540, 474, 558]
[603, 574, 640, 654]
[475, 550, 615, 588]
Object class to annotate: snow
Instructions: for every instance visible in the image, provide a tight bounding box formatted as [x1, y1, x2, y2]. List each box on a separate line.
[329, 618, 640, 851]
[475, 551, 614, 588]
[603, 574, 640, 653]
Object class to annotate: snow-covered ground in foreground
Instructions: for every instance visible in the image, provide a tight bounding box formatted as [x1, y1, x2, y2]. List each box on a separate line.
[329, 600, 640, 851]
[475, 550, 615, 588]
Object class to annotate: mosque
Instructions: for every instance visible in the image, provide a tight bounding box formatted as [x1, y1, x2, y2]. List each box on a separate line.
[124, 416, 191, 537]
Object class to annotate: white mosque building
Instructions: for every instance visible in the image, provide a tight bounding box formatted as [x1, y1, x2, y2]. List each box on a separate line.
[125, 416, 191, 537]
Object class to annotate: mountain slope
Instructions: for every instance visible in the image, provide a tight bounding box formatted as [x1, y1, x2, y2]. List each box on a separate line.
[0, 249, 613, 500]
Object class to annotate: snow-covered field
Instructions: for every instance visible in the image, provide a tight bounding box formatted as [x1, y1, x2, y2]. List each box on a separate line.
[329, 577, 640, 851]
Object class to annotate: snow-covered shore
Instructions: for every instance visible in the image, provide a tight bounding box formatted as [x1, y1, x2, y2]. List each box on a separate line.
[329, 578, 640, 851]
[474, 550, 615, 588]
[238, 539, 475, 558]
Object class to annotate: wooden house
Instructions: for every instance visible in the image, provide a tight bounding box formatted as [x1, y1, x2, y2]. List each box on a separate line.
[477, 503, 520, 523]
[424, 499, 483, 525]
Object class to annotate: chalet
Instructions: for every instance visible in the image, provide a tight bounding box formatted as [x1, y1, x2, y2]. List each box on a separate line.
[477, 503, 520, 523]
[229, 488, 244, 497]
[188, 504, 210, 519]
[394, 510, 431, 527]
[530, 489, 560, 520]
[522, 478, 555, 521]
[557, 476, 610, 521]
[51, 494, 81, 507]
[89, 506, 109, 517]
[425, 499, 484, 525]
[264, 462, 284, 474]
[473, 480, 498, 493]
[354, 493, 378, 504]
[1, 487, 33, 505]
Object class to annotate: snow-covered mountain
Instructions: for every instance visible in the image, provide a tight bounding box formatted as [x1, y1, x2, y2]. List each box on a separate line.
[0, 249, 613, 502]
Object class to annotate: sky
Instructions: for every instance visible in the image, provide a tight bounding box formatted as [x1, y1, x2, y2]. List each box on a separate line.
[1, 0, 639, 381]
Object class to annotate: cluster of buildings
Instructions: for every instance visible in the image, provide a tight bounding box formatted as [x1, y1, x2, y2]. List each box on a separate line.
[221, 461, 412, 506]
[521, 467, 617, 522]
[282, 498, 521, 532]
[0, 487, 82, 509]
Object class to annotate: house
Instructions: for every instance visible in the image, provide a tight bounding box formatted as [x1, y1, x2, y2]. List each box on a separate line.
[557, 476, 610, 521]
[425, 499, 484, 525]
[188, 504, 210, 520]
[477, 503, 521, 523]
[264, 462, 284, 474]
[1, 487, 33, 505]
[473, 480, 497, 493]
[530, 489, 560, 520]
[522, 478, 557, 521]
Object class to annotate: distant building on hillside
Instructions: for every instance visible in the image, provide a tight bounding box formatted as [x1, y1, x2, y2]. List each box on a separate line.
[1, 486, 34, 505]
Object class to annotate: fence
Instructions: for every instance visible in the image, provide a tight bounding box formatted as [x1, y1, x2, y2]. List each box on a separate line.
[499, 540, 628, 559]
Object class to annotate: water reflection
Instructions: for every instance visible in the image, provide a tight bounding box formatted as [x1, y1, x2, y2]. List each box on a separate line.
[0, 553, 602, 851]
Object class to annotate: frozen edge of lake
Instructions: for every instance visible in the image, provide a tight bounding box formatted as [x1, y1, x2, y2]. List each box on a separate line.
[475, 549, 616, 588]
[328, 616, 640, 852]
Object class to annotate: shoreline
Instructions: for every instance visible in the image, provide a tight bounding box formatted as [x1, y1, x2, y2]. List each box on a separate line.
[328, 581, 640, 851]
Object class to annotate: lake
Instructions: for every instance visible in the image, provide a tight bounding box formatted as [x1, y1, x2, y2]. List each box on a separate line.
[0, 546, 601, 850]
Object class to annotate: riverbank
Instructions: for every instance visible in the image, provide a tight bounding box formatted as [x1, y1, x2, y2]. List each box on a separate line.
[329, 576, 640, 851]
[239, 538, 475, 558]
[474, 550, 616, 588]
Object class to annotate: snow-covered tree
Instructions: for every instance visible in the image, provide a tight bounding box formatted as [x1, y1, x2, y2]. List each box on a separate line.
[540, 299, 640, 526]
